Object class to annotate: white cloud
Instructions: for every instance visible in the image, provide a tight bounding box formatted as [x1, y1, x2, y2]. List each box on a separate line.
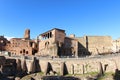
[5, 36, 15, 40]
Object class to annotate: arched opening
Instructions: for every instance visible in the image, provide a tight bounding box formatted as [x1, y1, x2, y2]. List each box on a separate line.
[20, 51, 22, 53]
[48, 33, 50, 38]
[50, 32, 52, 38]
[30, 42, 33, 47]
[45, 41, 49, 49]
[32, 50, 37, 55]
[23, 49, 25, 53]
[26, 51, 28, 54]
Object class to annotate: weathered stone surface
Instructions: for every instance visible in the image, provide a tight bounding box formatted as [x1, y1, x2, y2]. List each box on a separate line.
[29, 57, 38, 73]
[38, 28, 78, 57]
[0, 36, 8, 51]
[44, 62, 53, 75]
[16, 59, 22, 72]
[0, 28, 119, 57]
[24, 29, 30, 39]
[98, 62, 104, 76]
[0, 29, 37, 56]
[71, 64, 74, 74]
[15, 77, 21, 80]
[21, 59, 28, 75]
[60, 62, 65, 76]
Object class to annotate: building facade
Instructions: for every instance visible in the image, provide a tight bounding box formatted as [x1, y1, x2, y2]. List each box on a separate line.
[5, 29, 38, 55]
[112, 39, 120, 53]
[76, 36, 113, 56]
[0, 28, 118, 57]
[5, 38, 38, 55]
[37, 28, 78, 57]
[37, 28, 113, 57]
[0, 36, 8, 52]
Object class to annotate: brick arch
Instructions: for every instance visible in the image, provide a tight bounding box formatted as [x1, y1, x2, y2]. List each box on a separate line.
[26, 51, 28, 54]
[23, 49, 25, 53]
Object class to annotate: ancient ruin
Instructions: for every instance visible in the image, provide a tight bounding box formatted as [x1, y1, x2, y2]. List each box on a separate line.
[37, 28, 78, 57]
[24, 29, 30, 40]
[0, 28, 119, 57]
[37, 28, 115, 57]
[1, 29, 38, 56]
[0, 28, 120, 79]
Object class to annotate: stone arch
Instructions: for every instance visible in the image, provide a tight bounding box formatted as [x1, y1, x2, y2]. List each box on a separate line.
[20, 51, 22, 53]
[50, 32, 52, 38]
[23, 49, 25, 53]
[48, 33, 50, 38]
[26, 51, 28, 54]
[45, 41, 50, 49]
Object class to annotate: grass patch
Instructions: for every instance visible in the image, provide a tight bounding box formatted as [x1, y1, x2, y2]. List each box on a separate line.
[97, 72, 114, 80]
[38, 72, 44, 75]
[65, 71, 99, 77]
[20, 75, 32, 80]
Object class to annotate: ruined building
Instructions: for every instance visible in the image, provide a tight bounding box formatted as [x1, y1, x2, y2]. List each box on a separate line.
[0, 36, 8, 52]
[112, 39, 120, 53]
[5, 29, 38, 55]
[0, 56, 16, 76]
[76, 36, 113, 56]
[0, 28, 117, 57]
[37, 28, 113, 57]
[24, 29, 30, 39]
[37, 28, 78, 57]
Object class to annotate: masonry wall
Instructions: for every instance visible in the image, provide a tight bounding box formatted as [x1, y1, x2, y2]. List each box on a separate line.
[38, 56, 120, 74]
[86, 36, 112, 55]
[8, 55, 120, 75]
[38, 29, 66, 57]
[55, 29, 65, 43]
[0, 36, 8, 51]
[112, 39, 120, 53]
[5, 38, 38, 55]
[64, 37, 78, 57]
[76, 36, 113, 55]
[38, 30, 59, 56]
[38, 39, 58, 56]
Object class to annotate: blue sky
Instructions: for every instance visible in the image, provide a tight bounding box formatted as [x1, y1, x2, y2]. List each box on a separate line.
[0, 0, 120, 39]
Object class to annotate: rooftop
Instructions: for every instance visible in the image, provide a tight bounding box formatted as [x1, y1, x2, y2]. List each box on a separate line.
[39, 28, 65, 36]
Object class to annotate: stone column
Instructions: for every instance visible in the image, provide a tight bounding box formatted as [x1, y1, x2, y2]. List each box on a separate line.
[75, 41, 78, 58]
[29, 57, 36, 73]
[82, 64, 85, 74]
[60, 62, 65, 76]
[98, 62, 104, 76]
[71, 64, 74, 74]
[44, 62, 47, 75]
[16, 59, 22, 72]
[21, 59, 28, 74]
[44, 62, 50, 75]
[24, 29, 30, 39]
[21, 56, 25, 60]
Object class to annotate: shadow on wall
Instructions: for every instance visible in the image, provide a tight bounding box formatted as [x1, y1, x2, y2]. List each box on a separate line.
[46, 62, 53, 75]
[113, 69, 120, 80]
[78, 42, 91, 57]
[62, 37, 91, 57]
[35, 59, 41, 72]
[42, 76, 80, 80]
[29, 58, 41, 74]
[64, 63, 68, 75]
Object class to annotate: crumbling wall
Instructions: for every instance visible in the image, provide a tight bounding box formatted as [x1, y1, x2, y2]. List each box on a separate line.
[76, 36, 112, 55]
[22, 56, 120, 75]
[24, 29, 30, 39]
